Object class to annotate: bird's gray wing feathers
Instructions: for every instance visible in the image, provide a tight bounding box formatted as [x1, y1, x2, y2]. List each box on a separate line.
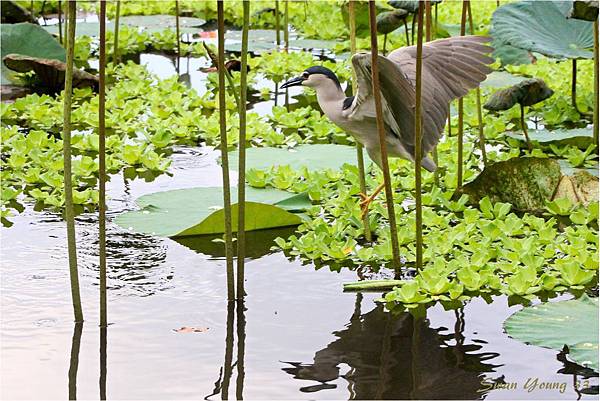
[387, 35, 494, 153]
[348, 36, 492, 157]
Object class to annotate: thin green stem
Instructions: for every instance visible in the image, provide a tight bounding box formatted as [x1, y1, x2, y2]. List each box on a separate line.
[99, 0, 107, 328]
[236, 0, 249, 299]
[467, 1, 487, 166]
[368, 0, 401, 272]
[594, 20, 599, 147]
[64, 0, 83, 324]
[217, 0, 235, 301]
[457, 1, 468, 190]
[275, 0, 280, 47]
[175, 0, 180, 69]
[414, 2, 424, 270]
[349, 0, 371, 242]
[58, 0, 63, 44]
[425, 1, 440, 187]
[520, 104, 533, 151]
[113, 0, 120, 63]
[284, 0, 289, 53]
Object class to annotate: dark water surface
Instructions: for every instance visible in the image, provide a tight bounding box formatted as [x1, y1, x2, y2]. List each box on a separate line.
[2, 54, 598, 400]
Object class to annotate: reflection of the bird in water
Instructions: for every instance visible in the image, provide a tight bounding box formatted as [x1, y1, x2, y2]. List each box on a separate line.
[281, 296, 501, 400]
[175, 226, 298, 260]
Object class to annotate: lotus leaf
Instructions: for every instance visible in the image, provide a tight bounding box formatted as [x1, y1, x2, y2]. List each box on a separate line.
[484, 78, 554, 111]
[0, 22, 65, 85]
[505, 128, 594, 150]
[376, 10, 408, 34]
[504, 295, 599, 372]
[491, 1, 594, 60]
[114, 185, 311, 237]
[568, 1, 599, 21]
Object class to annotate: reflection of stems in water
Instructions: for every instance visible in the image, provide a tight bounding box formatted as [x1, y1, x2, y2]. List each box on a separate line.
[68, 322, 83, 400]
[99, 0, 108, 329]
[467, 1, 487, 166]
[237, 0, 249, 299]
[236, 300, 246, 400]
[368, 0, 401, 272]
[456, 1, 468, 190]
[100, 327, 107, 400]
[113, 0, 121, 64]
[409, 315, 421, 400]
[64, 0, 84, 323]
[375, 309, 393, 399]
[453, 308, 465, 367]
[221, 302, 235, 399]
[217, 2, 235, 301]
[414, 1, 424, 270]
[349, 0, 372, 242]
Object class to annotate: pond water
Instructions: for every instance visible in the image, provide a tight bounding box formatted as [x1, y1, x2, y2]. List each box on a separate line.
[1, 54, 598, 400]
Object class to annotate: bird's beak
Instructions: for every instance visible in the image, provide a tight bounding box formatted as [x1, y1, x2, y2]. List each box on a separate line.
[281, 76, 305, 89]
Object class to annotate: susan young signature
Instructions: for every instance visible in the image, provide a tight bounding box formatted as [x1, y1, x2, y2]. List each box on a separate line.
[478, 377, 593, 394]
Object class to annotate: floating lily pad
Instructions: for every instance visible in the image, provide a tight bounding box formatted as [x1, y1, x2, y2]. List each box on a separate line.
[481, 71, 528, 89]
[0, 22, 65, 85]
[228, 144, 364, 172]
[221, 29, 338, 53]
[491, 1, 594, 60]
[504, 295, 599, 372]
[43, 15, 206, 37]
[505, 128, 594, 149]
[114, 185, 310, 237]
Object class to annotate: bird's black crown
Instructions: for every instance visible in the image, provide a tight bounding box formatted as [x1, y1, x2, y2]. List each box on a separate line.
[305, 66, 341, 89]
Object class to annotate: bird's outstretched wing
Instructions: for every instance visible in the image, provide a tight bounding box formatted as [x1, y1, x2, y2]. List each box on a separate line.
[347, 36, 493, 155]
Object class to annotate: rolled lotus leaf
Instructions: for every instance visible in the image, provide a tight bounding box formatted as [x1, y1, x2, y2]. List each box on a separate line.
[377, 10, 408, 34]
[568, 1, 599, 21]
[3, 54, 98, 90]
[388, 0, 442, 13]
[0, 1, 36, 24]
[484, 78, 554, 111]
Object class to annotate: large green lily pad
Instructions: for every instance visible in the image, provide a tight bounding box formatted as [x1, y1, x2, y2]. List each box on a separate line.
[229, 144, 363, 172]
[505, 128, 594, 150]
[43, 15, 206, 37]
[504, 295, 599, 372]
[491, 1, 594, 60]
[114, 185, 310, 237]
[0, 22, 65, 85]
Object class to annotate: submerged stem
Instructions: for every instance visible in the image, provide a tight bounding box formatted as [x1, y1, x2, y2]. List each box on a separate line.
[64, 0, 83, 323]
[368, 0, 401, 272]
[217, 0, 235, 301]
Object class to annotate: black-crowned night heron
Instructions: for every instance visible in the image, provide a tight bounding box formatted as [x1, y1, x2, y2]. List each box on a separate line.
[282, 36, 493, 216]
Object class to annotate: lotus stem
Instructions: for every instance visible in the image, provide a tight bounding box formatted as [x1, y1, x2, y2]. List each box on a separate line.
[99, 0, 107, 328]
[467, 1, 487, 166]
[175, 0, 180, 69]
[349, 0, 372, 242]
[411, 14, 416, 45]
[457, 0, 468, 190]
[58, 0, 62, 44]
[368, 0, 402, 273]
[236, 0, 249, 299]
[594, 20, 599, 148]
[343, 279, 405, 291]
[113, 0, 120, 63]
[415, 2, 424, 270]
[520, 104, 533, 151]
[426, 1, 439, 187]
[64, 0, 83, 323]
[217, 0, 235, 301]
[383, 33, 387, 55]
[235, 300, 246, 399]
[284, 0, 289, 53]
[403, 19, 410, 46]
[275, 0, 281, 47]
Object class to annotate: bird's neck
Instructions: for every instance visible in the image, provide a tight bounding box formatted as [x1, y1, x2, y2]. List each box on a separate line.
[315, 81, 345, 121]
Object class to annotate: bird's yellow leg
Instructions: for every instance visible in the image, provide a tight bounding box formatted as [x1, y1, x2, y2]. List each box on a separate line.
[358, 182, 385, 218]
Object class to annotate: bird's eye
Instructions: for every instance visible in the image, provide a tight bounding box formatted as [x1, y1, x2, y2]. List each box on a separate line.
[302, 72, 309, 79]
